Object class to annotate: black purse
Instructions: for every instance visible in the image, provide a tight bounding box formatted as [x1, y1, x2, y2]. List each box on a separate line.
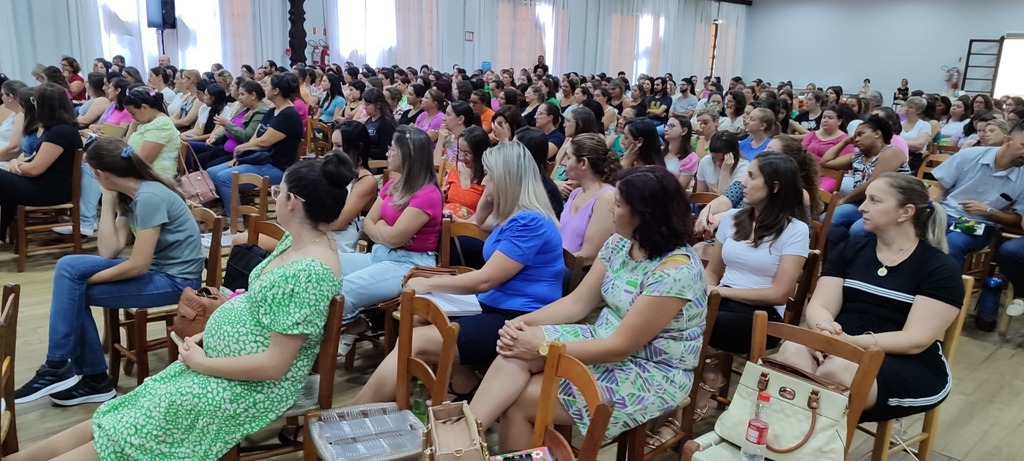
[223, 243, 271, 291]
[236, 148, 273, 165]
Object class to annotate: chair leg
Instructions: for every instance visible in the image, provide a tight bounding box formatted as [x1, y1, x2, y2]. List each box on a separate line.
[16, 208, 27, 273]
[221, 445, 241, 461]
[627, 425, 646, 461]
[872, 420, 893, 461]
[133, 310, 150, 386]
[344, 344, 356, 372]
[106, 310, 122, 384]
[917, 408, 941, 461]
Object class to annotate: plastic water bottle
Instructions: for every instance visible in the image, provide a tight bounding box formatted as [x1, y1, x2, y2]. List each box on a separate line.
[975, 277, 1004, 332]
[411, 380, 428, 424]
[740, 391, 771, 461]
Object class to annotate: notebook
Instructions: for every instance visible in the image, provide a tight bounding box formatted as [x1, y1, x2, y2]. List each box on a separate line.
[415, 292, 482, 317]
[99, 123, 128, 138]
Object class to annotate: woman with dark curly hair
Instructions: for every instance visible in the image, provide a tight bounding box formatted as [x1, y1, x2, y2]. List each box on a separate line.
[467, 165, 707, 449]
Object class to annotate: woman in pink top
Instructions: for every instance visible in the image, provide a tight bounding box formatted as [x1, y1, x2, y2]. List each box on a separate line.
[663, 115, 699, 190]
[802, 106, 855, 192]
[86, 77, 131, 135]
[337, 125, 442, 354]
[559, 134, 619, 265]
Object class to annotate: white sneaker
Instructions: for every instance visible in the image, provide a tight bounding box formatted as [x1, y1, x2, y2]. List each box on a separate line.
[337, 334, 358, 357]
[53, 226, 95, 237]
[1007, 299, 1024, 317]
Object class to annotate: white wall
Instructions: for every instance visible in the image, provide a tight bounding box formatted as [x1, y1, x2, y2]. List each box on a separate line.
[742, 0, 1024, 98]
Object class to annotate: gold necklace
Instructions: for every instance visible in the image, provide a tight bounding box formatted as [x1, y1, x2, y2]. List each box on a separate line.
[877, 246, 909, 277]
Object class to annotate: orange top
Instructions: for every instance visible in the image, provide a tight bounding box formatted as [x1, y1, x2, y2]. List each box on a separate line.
[444, 166, 485, 218]
[480, 108, 494, 131]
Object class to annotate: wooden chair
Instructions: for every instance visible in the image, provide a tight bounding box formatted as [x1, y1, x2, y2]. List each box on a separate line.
[302, 289, 460, 460]
[246, 216, 286, 244]
[961, 235, 999, 288]
[858, 276, 974, 461]
[108, 207, 224, 385]
[438, 218, 490, 268]
[563, 249, 586, 294]
[307, 120, 332, 159]
[819, 167, 845, 192]
[811, 190, 839, 254]
[783, 250, 821, 326]
[682, 310, 885, 460]
[534, 342, 614, 461]
[916, 153, 949, 182]
[222, 295, 344, 461]
[998, 233, 1024, 336]
[165, 208, 225, 356]
[229, 172, 271, 234]
[0, 284, 21, 457]
[13, 149, 84, 272]
[616, 291, 723, 461]
[690, 192, 719, 206]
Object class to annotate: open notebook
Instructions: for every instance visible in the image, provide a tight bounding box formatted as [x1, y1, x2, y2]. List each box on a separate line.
[415, 293, 482, 317]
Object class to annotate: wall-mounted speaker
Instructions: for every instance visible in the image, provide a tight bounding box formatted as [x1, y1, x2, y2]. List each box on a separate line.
[147, 0, 176, 29]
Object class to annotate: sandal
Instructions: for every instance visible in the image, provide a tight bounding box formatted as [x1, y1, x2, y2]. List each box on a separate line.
[644, 416, 682, 449]
[447, 378, 481, 403]
[277, 424, 303, 445]
[692, 359, 727, 423]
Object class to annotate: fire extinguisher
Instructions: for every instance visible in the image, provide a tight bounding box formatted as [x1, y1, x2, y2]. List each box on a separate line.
[320, 45, 330, 66]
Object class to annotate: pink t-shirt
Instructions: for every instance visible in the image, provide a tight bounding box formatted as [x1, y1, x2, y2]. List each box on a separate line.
[106, 108, 133, 126]
[414, 111, 445, 133]
[803, 132, 855, 192]
[890, 135, 910, 160]
[380, 179, 442, 253]
[292, 98, 309, 130]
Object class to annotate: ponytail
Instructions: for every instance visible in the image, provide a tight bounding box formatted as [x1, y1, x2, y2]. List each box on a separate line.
[922, 201, 948, 253]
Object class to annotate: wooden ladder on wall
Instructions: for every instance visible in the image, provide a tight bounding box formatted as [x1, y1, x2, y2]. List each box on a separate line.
[960, 38, 1004, 96]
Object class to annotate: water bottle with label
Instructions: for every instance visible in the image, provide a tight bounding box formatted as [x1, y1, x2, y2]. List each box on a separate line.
[411, 380, 428, 424]
[740, 391, 771, 461]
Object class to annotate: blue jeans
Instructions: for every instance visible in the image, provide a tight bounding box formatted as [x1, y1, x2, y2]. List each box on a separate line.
[47, 255, 200, 375]
[996, 237, 1024, 293]
[79, 164, 101, 231]
[827, 203, 870, 247]
[945, 225, 994, 268]
[339, 245, 437, 323]
[208, 162, 284, 218]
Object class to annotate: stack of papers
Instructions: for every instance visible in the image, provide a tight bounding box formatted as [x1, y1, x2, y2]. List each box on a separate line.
[415, 293, 482, 317]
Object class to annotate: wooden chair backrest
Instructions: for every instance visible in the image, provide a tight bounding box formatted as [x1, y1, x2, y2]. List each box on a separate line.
[818, 168, 844, 187]
[367, 159, 389, 171]
[916, 154, 949, 180]
[0, 283, 21, 451]
[245, 215, 286, 245]
[311, 295, 344, 409]
[934, 144, 959, 155]
[438, 218, 491, 268]
[943, 276, 974, 365]
[690, 192, 720, 206]
[310, 120, 332, 159]
[191, 207, 223, 287]
[783, 250, 821, 326]
[230, 172, 270, 233]
[396, 289, 460, 410]
[532, 342, 613, 461]
[563, 249, 586, 294]
[749, 311, 884, 454]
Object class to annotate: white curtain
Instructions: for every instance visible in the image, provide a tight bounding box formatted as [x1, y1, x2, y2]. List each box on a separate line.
[1, 0, 104, 83]
[713, 2, 746, 81]
[330, 0, 398, 68]
[252, 0, 290, 68]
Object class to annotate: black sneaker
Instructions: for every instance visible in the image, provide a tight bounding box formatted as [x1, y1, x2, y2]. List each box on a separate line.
[49, 376, 117, 407]
[14, 362, 79, 404]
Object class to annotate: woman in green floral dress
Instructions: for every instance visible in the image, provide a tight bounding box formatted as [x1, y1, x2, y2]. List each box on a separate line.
[10, 152, 355, 461]
[469, 166, 708, 450]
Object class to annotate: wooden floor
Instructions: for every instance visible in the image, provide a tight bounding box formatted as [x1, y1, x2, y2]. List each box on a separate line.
[4, 243, 1024, 461]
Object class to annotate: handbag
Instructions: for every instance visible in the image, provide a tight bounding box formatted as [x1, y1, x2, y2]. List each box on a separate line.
[177, 143, 219, 204]
[714, 357, 851, 461]
[424, 402, 489, 461]
[236, 148, 273, 165]
[223, 243, 271, 291]
[172, 286, 227, 339]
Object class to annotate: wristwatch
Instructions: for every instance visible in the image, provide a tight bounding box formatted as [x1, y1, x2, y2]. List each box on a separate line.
[538, 340, 552, 357]
[987, 207, 995, 216]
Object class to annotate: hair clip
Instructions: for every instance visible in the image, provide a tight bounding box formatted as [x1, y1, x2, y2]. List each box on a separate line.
[927, 200, 934, 207]
[148, 89, 157, 97]
[121, 146, 134, 158]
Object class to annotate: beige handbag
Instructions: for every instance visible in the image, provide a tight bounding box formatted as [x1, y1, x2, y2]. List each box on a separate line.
[423, 402, 489, 461]
[714, 358, 850, 461]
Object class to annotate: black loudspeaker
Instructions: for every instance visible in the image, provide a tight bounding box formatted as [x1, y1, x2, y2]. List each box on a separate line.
[147, 0, 176, 29]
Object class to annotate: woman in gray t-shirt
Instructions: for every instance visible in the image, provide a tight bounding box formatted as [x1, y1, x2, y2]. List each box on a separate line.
[14, 137, 204, 407]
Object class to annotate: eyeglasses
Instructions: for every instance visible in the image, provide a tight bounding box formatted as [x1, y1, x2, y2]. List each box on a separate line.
[270, 185, 305, 202]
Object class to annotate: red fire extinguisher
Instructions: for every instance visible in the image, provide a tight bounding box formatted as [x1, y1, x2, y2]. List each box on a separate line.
[320, 45, 330, 66]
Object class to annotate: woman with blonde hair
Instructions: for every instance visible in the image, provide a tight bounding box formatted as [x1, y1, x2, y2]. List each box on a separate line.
[170, 69, 202, 129]
[739, 107, 777, 161]
[350, 140, 564, 403]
